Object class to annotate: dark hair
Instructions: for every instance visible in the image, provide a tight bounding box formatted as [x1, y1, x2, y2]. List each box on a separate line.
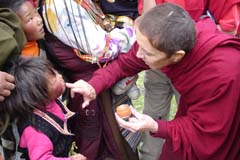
[138, 3, 196, 56]
[0, 0, 27, 12]
[0, 57, 55, 134]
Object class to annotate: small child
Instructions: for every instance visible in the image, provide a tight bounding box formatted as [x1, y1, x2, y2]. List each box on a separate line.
[0, 57, 86, 160]
[0, 0, 46, 58]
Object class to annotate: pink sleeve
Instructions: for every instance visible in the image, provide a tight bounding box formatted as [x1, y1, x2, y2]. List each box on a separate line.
[20, 126, 71, 160]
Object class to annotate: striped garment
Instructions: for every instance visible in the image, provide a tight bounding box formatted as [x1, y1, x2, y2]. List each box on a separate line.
[42, 0, 136, 63]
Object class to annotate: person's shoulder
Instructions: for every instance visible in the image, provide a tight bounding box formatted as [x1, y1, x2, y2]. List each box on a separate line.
[214, 44, 240, 70]
[0, 8, 26, 68]
[0, 9, 26, 45]
[195, 17, 218, 35]
[0, 8, 22, 31]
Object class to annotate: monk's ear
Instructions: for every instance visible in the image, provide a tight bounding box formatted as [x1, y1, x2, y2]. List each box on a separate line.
[171, 50, 185, 63]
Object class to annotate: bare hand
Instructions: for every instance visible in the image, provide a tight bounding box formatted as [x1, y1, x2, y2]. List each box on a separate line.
[0, 71, 15, 102]
[70, 153, 87, 160]
[115, 106, 158, 133]
[66, 80, 96, 108]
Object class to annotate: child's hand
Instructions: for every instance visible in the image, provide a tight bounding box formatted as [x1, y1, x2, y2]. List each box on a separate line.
[70, 153, 87, 160]
[0, 71, 15, 102]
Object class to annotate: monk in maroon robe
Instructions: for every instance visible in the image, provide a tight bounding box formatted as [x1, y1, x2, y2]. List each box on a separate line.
[67, 3, 240, 160]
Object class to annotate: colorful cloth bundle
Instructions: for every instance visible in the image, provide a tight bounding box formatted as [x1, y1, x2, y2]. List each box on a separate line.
[42, 0, 136, 64]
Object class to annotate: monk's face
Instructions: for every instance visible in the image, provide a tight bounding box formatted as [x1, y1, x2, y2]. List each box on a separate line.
[135, 26, 174, 69]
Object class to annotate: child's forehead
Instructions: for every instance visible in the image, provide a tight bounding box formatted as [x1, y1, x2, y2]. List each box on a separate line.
[45, 67, 57, 75]
[19, 1, 34, 11]
[17, 1, 35, 16]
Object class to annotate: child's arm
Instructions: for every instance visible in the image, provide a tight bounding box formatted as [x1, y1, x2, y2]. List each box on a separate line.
[20, 126, 78, 159]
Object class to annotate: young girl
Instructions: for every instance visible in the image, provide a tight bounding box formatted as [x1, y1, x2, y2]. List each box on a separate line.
[0, 57, 86, 160]
[0, 0, 46, 58]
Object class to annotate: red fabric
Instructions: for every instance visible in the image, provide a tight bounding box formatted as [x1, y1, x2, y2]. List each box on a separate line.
[158, 18, 240, 160]
[238, 25, 240, 35]
[138, 0, 240, 34]
[205, 0, 240, 34]
[204, 0, 239, 22]
[89, 18, 240, 160]
[138, 0, 205, 20]
[218, 4, 239, 32]
[89, 42, 147, 95]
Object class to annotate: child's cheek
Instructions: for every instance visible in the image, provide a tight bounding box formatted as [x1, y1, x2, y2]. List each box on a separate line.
[50, 82, 65, 100]
[55, 83, 65, 98]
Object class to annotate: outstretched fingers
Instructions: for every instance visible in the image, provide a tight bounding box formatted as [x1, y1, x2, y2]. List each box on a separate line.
[66, 80, 96, 108]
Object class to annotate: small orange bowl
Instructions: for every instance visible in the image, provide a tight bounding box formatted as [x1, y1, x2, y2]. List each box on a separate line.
[116, 104, 131, 119]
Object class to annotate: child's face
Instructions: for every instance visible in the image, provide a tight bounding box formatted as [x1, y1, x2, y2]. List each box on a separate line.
[47, 70, 66, 100]
[16, 1, 45, 41]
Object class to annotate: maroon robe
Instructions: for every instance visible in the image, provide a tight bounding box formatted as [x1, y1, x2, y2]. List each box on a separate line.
[89, 18, 240, 160]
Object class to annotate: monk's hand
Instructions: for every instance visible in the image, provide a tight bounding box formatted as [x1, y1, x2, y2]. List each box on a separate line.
[66, 80, 96, 108]
[70, 153, 87, 160]
[0, 71, 15, 102]
[115, 106, 158, 133]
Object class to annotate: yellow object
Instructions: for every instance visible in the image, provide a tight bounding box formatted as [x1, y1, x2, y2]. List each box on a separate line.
[68, 141, 78, 156]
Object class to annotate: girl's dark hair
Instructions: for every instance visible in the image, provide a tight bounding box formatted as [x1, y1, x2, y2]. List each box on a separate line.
[0, 0, 27, 12]
[0, 57, 55, 134]
[138, 3, 196, 56]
